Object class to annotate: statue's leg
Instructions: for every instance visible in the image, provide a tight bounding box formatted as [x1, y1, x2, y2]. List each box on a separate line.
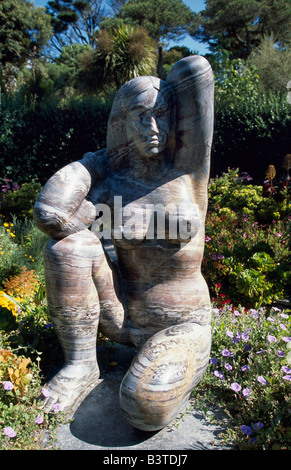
[40, 230, 106, 412]
[92, 246, 130, 345]
[119, 322, 211, 431]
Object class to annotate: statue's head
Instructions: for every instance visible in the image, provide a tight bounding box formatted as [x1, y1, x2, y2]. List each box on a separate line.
[107, 76, 175, 167]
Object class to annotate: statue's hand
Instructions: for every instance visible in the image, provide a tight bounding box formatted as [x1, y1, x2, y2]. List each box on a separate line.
[33, 161, 96, 239]
[59, 198, 97, 238]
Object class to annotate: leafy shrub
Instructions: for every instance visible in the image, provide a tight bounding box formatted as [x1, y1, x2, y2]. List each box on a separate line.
[0, 181, 42, 221]
[0, 342, 64, 450]
[211, 92, 291, 180]
[0, 97, 112, 185]
[0, 217, 48, 287]
[203, 169, 290, 307]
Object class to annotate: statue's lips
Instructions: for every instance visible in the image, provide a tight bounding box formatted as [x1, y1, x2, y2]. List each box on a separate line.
[144, 137, 162, 146]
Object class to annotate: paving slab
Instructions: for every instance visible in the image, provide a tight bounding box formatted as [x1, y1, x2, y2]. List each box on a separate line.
[53, 343, 232, 452]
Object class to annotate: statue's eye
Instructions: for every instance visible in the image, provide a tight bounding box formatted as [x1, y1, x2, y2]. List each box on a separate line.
[155, 107, 168, 119]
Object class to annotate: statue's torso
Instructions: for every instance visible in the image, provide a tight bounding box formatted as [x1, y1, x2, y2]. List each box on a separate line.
[88, 167, 210, 342]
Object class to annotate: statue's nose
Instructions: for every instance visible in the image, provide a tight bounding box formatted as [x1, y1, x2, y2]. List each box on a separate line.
[146, 116, 159, 134]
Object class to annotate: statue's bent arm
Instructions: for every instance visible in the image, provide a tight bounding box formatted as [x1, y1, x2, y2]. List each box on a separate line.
[33, 152, 104, 240]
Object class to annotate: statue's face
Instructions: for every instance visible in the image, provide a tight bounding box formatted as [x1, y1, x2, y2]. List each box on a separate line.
[126, 87, 171, 158]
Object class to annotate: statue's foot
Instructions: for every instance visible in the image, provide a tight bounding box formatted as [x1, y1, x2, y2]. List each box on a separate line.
[38, 363, 101, 414]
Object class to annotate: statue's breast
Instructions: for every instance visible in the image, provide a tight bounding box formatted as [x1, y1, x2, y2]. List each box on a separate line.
[97, 173, 200, 244]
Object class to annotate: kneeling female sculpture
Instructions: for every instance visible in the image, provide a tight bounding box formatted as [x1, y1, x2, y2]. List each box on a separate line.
[33, 55, 214, 431]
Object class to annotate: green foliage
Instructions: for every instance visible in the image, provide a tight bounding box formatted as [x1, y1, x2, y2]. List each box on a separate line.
[191, 305, 291, 450]
[191, 0, 291, 59]
[248, 36, 291, 94]
[0, 217, 48, 288]
[0, 341, 65, 449]
[211, 89, 291, 180]
[203, 169, 290, 308]
[0, 181, 42, 221]
[47, 0, 105, 50]
[208, 49, 260, 111]
[0, 0, 52, 68]
[118, 0, 196, 42]
[77, 22, 157, 93]
[0, 96, 112, 184]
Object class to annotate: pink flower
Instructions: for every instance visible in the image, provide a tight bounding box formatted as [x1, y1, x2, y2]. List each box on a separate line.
[41, 388, 50, 398]
[257, 375, 267, 385]
[3, 427, 16, 438]
[2, 381, 14, 391]
[267, 334, 277, 343]
[35, 414, 44, 424]
[230, 382, 241, 392]
[52, 403, 61, 413]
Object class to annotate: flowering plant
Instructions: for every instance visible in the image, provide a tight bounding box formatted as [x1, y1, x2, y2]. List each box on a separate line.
[203, 169, 290, 307]
[191, 304, 291, 449]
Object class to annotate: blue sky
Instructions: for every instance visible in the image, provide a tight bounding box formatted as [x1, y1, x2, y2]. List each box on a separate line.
[33, 0, 209, 54]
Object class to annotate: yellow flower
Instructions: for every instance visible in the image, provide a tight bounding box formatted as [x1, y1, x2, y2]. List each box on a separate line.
[3, 222, 9, 228]
[9, 232, 15, 237]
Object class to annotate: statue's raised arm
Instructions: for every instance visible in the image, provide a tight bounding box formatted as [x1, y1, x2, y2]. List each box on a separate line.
[167, 55, 214, 194]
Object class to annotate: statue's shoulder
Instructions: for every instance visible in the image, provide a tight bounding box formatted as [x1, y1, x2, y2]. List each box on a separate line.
[79, 149, 108, 180]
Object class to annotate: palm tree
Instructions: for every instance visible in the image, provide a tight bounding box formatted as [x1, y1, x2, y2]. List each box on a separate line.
[77, 21, 157, 94]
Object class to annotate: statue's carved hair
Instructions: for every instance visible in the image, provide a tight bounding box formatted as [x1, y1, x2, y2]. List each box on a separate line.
[106, 76, 176, 170]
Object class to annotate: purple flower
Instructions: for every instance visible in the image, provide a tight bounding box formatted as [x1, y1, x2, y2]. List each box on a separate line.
[244, 344, 251, 351]
[226, 330, 234, 338]
[224, 363, 233, 371]
[52, 403, 61, 413]
[279, 313, 288, 319]
[41, 388, 50, 398]
[250, 309, 259, 318]
[277, 350, 285, 357]
[2, 381, 14, 391]
[35, 414, 44, 424]
[3, 427, 16, 438]
[279, 323, 287, 331]
[241, 365, 250, 371]
[253, 421, 264, 430]
[267, 334, 277, 343]
[242, 388, 251, 398]
[210, 358, 218, 364]
[282, 366, 291, 374]
[257, 375, 267, 385]
[281, 337, 291, 343]
[230, 382, 241, 392]
[221, 348, 233, 357]
[282, 375, 291, 381]
[241, 333, 249, 341]
[214, 370, 224, 379]
[241, 425, 252, 436]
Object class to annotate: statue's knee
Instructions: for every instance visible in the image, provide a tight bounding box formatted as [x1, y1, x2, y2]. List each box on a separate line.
[119, 323, 211, 431]
[44, 229, 103, 261]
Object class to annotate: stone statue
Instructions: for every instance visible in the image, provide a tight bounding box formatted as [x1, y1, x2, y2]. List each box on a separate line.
[33, 55, 214, 432]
